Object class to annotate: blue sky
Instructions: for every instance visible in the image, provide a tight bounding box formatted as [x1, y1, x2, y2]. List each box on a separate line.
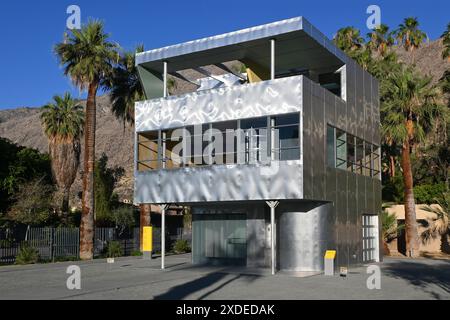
[0, 0, 449, 109]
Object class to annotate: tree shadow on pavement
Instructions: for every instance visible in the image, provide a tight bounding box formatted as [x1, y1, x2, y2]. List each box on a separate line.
[382, 259, 450, 299]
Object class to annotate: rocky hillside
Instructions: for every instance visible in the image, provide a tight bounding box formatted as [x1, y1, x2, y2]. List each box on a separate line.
[0, 95, 135, 204]
[0, 41, 448, 206]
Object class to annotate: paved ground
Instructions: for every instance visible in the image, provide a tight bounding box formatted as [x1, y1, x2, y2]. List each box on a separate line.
[0, 254, 449, 300]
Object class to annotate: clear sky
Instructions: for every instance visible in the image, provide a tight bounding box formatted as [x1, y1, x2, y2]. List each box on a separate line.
[0, 0, 449, 109]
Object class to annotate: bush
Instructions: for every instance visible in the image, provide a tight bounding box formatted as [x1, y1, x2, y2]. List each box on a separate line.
[106, 241, 122, 258]
[414, 183, 447, 204]
[131, 250, 143, 257]
[15, 243, 39, 265]
[173, 239, 191, 254]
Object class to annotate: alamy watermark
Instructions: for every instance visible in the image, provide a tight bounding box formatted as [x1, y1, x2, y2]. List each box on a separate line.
[66, 5, 81, 30]
[366, 265, 381, 290]
[366, 5, 381, 30]
[66, 265, 81, 290]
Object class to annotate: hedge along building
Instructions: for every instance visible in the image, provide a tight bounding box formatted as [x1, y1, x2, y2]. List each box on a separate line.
[134, 17, 382, 274]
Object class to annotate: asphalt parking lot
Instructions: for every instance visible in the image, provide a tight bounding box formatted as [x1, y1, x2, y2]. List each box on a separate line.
[0, 254, 449, 300]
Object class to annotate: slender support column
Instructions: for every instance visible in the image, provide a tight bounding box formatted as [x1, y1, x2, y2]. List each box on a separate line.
[160, 204, 169, 270]
[163, 61, 168, 98]
[270, 39, 276, 80]
[266, 201, 279, 275]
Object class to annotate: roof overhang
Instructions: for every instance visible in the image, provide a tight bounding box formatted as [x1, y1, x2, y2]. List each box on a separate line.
[136, 16, 348, 74]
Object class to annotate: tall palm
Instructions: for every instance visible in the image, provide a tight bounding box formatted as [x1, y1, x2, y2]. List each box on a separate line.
[40, 93, 84, 216]
[55, 20, 120, 260]
[381, 66, 445, 257]
[367, 24, 394, 57]
[369, 53, 402, 179]
[334, 27, 364, 53]
[441, 23, 450, 61]
[109, 45, 145, 125]
[421, 193, 450, 253]
[395, 17, 427, 63]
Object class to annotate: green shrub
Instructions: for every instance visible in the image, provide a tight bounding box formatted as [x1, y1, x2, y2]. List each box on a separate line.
[173, 240, 191, 254]
[15, 244, 39, 265]
[131, 250, 143, 257]
[106, 241, 122, 258]
[414, 183, 447, 204]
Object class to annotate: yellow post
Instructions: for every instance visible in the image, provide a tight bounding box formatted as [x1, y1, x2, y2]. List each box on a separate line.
[143, 226, 153, 259]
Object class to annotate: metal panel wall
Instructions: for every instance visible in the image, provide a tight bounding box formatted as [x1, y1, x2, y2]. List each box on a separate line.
[135, 161, 303, 204]
[302, 77, 313, 199]
[301, 63, 381, 269]
[135, 75, 303, 132]
[278, 202, 334, 272]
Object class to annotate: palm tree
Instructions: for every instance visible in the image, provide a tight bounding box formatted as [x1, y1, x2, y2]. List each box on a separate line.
[421, 193, 450, 253]
[55, 20, 120, 260]
[381, 204, 404, 255]
[441, 23, 450, 61]
[381, 66, 445, 257]
[41, 93, 84, 216]
[367, 24, 394, 57]
[395, 17, 427, 63]
[109, 45, 145, 125]
[334, 27, 364, 53]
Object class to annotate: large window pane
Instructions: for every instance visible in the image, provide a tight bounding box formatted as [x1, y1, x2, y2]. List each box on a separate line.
[372, 145, 381, 179]
[161, 128, 183, 169]
[347, 134, 355, 172]
[327, 125, 335, 167]
[185, 124, 210, 166]
[271, 113, 300, 161]
[241, 116, 268, 163]
[137, 131, 159, 171]
[212, 121, 238, 165]
[355, 138, 364, 175]
[336, 129, 347, 170]
[364, 142, 372, 177]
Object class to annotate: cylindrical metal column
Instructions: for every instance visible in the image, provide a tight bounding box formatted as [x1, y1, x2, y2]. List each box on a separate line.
[266, 201, 279, 275]
[163, 61, 168, 98]
[270, 39, 276, 80]
[160, 204, 169, 270]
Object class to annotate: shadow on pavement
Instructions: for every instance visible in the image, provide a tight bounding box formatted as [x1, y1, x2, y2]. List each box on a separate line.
[153, 272, 259, 300]
[383, 259, 450, 299]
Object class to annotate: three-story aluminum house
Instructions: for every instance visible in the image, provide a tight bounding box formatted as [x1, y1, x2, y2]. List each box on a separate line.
[134, 17, 382, 274]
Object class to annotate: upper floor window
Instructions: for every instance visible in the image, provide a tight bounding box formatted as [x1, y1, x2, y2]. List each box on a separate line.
[137, 113, 301, 171]
[326, 124, 380, 180]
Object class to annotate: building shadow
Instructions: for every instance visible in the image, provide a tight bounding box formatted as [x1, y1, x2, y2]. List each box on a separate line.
[153, 271, 259, 300]
[383, 259, 450, 299]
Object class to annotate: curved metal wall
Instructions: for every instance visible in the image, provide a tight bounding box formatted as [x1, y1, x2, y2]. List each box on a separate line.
[278, 202, 333, 272]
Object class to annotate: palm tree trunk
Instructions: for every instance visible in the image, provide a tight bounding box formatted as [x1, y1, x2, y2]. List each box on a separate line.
[80, 82, 98, 260]
[139, 204, 151, 252]
[401, 140, 420, 257]
[62, 186, 70, 216]
[389, 155, 396, 178]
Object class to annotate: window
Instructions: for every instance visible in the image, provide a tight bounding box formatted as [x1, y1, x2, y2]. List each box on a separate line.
[137, 113, 301, 171]
[347, 134, 355, 172]
[355, 138, 365, 175]
[336, 129, 347, 170]
[185, 124, 210, 166]
[211, 121, 238, 165]
[327, 125, 335, 167]
[271, 114, 300, 161]
[161, 128, 183, 169]
[241, 117, 269, 163]
[137, 131, 159, 171]
[372, 146, 381, 178]
[363, 142, 372, 177]
[326, 125, 380, 180]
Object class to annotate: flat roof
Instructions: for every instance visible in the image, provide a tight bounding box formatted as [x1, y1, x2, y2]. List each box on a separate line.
[136, 16, 348, 73]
